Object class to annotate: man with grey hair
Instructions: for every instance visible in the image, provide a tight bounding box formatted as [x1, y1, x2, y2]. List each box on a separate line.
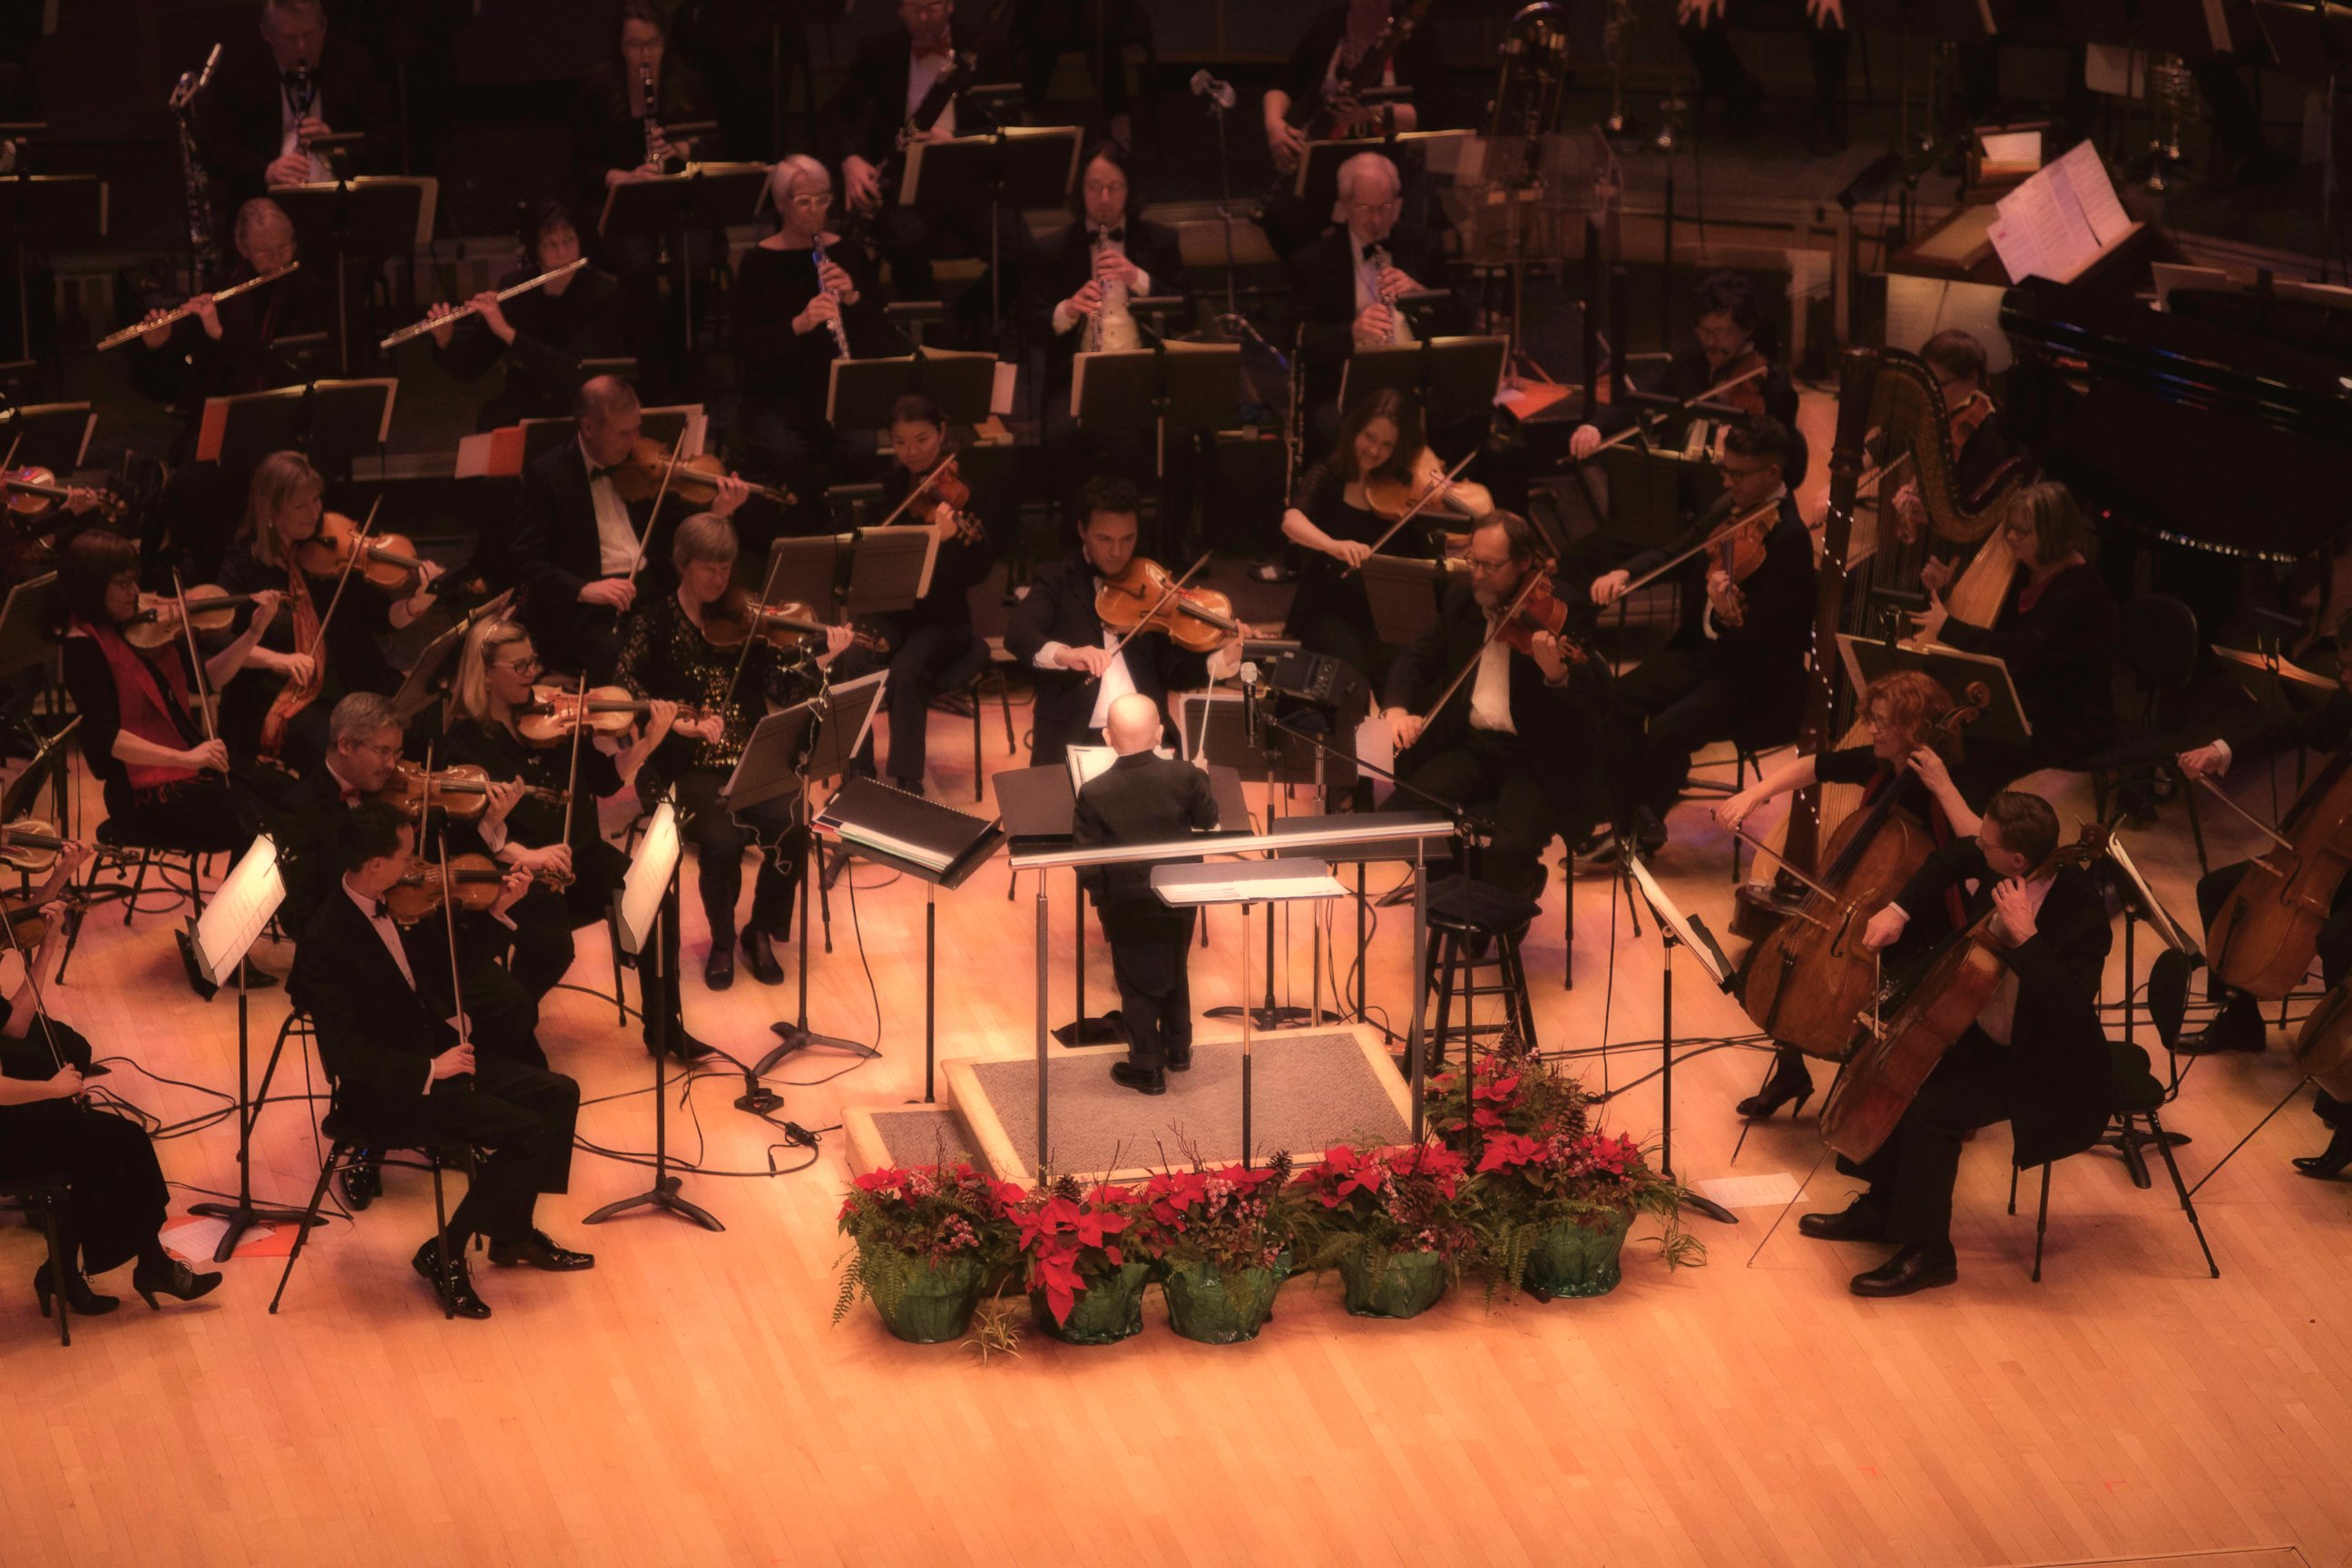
[195, 0, 383, 239]
[132, 197, 326, 413]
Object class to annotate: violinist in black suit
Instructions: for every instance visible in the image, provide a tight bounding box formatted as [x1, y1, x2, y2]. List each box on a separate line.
[191, 0, 383, 241]
[1592, 415, 1814, 855]
[1804, 790, 2112, 1298]
[512, 376, 750, 681]
[290, 804, 592, 1322]
[426, 200, 632, 431]
[1379, 510, 1609, 898]
[1073, 693, 1221, 1095]
[827, 0, 1014, 307]
[1287, 152, 1465, 453]
[1003, 475, 1245, 767]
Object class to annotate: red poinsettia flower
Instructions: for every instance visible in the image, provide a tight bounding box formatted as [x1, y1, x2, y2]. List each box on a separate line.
[1476, 1131, 1544, 1173]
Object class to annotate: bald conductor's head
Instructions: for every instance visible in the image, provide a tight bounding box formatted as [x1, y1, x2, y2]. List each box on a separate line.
[1105, 694, 1161, 755]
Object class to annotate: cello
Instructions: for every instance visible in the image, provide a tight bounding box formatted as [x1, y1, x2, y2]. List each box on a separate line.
[1739, 683, 1990, 1061]
[1819, 824, 2109, 1162]
[2201, 754, 2352, 999]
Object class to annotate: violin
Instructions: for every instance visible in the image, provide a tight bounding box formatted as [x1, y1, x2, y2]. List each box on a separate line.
[1703, 498, 1784, 629]
[701, 587, 889, 656]
[5, 465, 124, 528]
[0, 891, 90, 949]
[1819, 825, 2109, 1163]
[369, 760, 568, 822]
[1738, 684, 1990, 1063]
[1710, 349, 1772, 417]
[119, 585, 262, 651]
[381, 853, 534, 926]
[514, 683, 711, 746]
[890, 456, 986, 545]
[1363, 448, 1494, 525]
[1093, 556, 1242, 654]
[605, 437, 796, 513]
[294, 511, 457, 598]
[1493, 572, 1591, 664]
[0, 817, 69, 875]
[1947, 388, 1994, 451]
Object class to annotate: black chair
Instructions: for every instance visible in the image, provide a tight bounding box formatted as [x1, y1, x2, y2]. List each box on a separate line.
[55, 813, 243, 984]
[269, 1105, 478, 1320]
[0, 1177, 74, 1346]
[1420, 875, 1541, 1072]
[2005, 1040, 2220, 1284]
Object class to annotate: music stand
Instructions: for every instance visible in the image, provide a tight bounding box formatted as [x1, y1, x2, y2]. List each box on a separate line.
[1836, 635, 2031, 749]
[583, 801, 722, 1231]
[1360, 556, 1450, 649]
[903, 125, 1083, 326]
[0, 570, 54, 684]
[826, 348, 1000, 431]
[1622, 851, 1740, 1225]
[388, 590, 514, 724]
[732, 671, 888, 1076]
[181, 835, 321, 1259]
[6, 402, 94, 475]
[846, 525, 937, 614]
[195, 378, 397, 469]
[1293, 129, 1475, 227]
[596, 162, 767, 352]
[1338, 337, 1509, 437]
[270, 176, 434, 373]
[0, 173, 103, 363]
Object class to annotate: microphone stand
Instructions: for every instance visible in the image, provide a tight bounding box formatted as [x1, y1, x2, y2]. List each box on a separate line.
[1193, 72, 1241, 318]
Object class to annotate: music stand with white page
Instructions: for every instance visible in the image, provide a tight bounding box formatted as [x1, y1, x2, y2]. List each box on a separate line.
[1622, 852, 1741, 1224]
[182, 836, 320, 1260]
[1154, 858, 1347, 1169]
[2102, 831, 2203, 1184]
[584, 802, 721, 1232]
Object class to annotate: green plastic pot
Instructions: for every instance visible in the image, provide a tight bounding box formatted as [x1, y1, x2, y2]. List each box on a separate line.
[1337, 1246, 1450, 1318]
[1522, 1210, 1633, 1299]
[1032, 1260, 1154, 1345]
[1161, 1256, 1289, 1344]
[870, 1251, 986, 1344]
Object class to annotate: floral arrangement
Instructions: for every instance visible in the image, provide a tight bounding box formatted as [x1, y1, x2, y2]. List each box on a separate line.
[1294, 1141, 1477, 1269]
[1140, 1153, 1297, 1276]
[833, 1161, 1024, 1325]
[1012, 1176, 1142, 1327]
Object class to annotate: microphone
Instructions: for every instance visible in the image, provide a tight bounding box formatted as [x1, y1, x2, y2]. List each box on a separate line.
[1190, 71, 1236, 111]
[1240, 660, 1260, 749]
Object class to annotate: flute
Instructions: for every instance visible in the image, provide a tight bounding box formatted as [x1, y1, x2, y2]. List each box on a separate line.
[378, 257, 589, 349]
[96, 262, 300, 350]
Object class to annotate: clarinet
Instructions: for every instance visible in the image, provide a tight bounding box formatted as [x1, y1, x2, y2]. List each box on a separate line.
[640, 64, 663, 172]
[1087, 231, 1110, 354]
[811, 236, 851, 358]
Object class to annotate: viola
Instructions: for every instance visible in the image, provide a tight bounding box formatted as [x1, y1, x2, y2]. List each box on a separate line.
[1819, 825, 2109, 1163]
[370, 760, 568, 822]
[1493, 572, 1591, 664]
[1710, 349, 1772, 417]
[1738, 684, 1990, 1062]
[0, 817, 69, 875]
[701, 587, 890, 656]
[892, 456, 986, 545]
[119, 585, 261, 651]
[1703, 499, 1782, 629]
[1093, 556, 1242, 654]
[5, 465, 124, 528]
[514, 683, 711, 746]
[0, 891, 90, 949]
[294, 512, 456, 598]
[381, 852, 529, 926]
[1363, 448, 1494, 525]
[605, 437, 796, 513]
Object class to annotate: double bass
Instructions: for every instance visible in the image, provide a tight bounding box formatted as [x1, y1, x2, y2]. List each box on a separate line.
[1739, 684, 1990, 1062]
[1819, 825, 2109, 1162]
[2202, 754, 2352, 999]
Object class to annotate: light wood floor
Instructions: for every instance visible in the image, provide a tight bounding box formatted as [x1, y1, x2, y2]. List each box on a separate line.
[5, 684, 2349, 1568]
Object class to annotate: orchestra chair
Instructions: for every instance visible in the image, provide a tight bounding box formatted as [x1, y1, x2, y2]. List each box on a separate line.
[269, 1102, 480, 1321]
[1419, 874, 1542, 1073]
[55, 812, 243, 984]
[2088, 593, 2200, 828]
[956, 637, 1020, 802]
[2004, 1039, 2220, 1285]
[0, 1177, 74, 1346]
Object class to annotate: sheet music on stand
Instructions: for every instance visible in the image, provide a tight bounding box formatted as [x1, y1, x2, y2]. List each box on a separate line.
[1837, 634, 2032, 748]
[2105, 832, 2200, 957]
[615, 802, 682, 958]
[187, 836, 287, 989]
[901, 125, 1083, 213]
[195, 378, 398, 466]
[720, 671, 888, 813]
[1626, 852, 1738, 993]
[847, 524, 937, 612]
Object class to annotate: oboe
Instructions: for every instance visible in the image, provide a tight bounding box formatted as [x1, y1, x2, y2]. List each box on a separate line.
[1088, 230, 1110, 354]
[811, 236, 851, 358]
[640, 64, 662, 172]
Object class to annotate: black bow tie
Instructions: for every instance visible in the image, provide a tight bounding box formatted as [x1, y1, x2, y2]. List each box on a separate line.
[589, 462, 622, 483]
[1362, 242, 1385, 261]
[1093, 226, 1124, 245]
[370, 898, 390, 920]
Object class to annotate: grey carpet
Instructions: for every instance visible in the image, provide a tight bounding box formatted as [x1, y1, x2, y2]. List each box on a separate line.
[869, 1107, 975, 1171]
[965, 1030, 1408, 1177]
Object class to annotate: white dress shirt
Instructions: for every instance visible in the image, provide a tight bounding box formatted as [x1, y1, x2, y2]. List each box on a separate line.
[1468, 611, 1516, 735]
[907, 45, 958, 140]
[582, 437, 640, 577]
[279, 82, 329, 183]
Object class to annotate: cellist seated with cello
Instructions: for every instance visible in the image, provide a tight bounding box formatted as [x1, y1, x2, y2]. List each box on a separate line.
[1800, 790, 2113, 1298]
[1714, 669, 1984, 1121]
[2175, 658, 2352, 1179]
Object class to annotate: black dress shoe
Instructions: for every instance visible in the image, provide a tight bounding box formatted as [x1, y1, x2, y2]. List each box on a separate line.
[411, 1239, 492, 1319]
[2178, 1004, 2266, 1054]
[704, 942, 735, 991]
[487, 1228, 596, 1271]
[1849, 1244, 1958, 1298]
[1109, 1061, 1167, 1095]
[740, 927, 784, 985]
[1166, 1044, 1192, 1073]
[339, 1149, 384, 1210]
[34, 1261, 120, 1318]
[132, 1257, 222, 1310]
[1798, 1197, 1894, 1243]
[2294, 1125, 2352, 1180]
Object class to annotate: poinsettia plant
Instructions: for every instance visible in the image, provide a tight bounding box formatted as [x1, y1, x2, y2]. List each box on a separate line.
[1294, 1141, 1477, 1269]
[834, 1161, 1025, 1324]
[1140, 1152, 1297, 1276]
[1013, 1175, 1145, 1326]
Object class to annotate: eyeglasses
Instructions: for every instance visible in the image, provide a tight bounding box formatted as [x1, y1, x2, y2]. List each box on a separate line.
[1466, 555, 1514, 576]
[495, 655, 543, 678]
[1863, 712, 1896, 730]
[789, 191, 833, 208]
[356, 739, 402, 760]
[1719, 462, 1769, 481]
[1349, 199, 1401, 218]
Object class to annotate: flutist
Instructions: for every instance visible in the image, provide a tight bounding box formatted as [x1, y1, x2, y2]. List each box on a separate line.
[421, 200, 629, 429]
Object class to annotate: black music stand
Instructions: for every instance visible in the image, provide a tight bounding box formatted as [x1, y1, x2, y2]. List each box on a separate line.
[734, 671, 890, 1083]
[1620, 851, 1740, 1225]
[0, 173, 103, 365]
[597, 162, 767, 352]
[1835, 635, 2031, 749]
[826, 348, 1000, 431]
[0, 570, 54, 684]
[5, 401, 93, 475]
[389, 590, 514, 725]
[1073, 342, 1240, 545]
[1360, 556, 1451, 649]
[1338, 337, 1508, 438]
[198, 377, 397, 470]
[812, 779, 1004, 1102]
[271, 176, 432, 374]
[903, 125, 1083, 328]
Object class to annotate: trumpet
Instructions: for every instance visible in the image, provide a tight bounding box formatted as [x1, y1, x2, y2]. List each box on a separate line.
[96, 262, 299, 351]
[379, 257, 589, 349]
[810, 236, 851, 358]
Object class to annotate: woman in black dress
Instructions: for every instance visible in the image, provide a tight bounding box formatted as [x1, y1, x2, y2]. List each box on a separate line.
[614, 514, 854, 991]
[426, 200, 632, 430]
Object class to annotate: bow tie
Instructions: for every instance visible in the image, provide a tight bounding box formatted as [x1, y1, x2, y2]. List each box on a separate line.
[912, 41, 952, 61]
[371, 898, 391, 920]
[338, 788, 362, 807]
[589, 462, 623, 484]
[1362, 242, 1387, 262]
[1093, 226, 1124, 245]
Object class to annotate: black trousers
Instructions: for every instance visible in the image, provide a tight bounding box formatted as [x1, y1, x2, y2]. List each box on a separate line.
[1841, 1028, 2014, 1251]
[1102, 904, 1194, 1072]
[1389, 728, 1557, 897]
[1028, 701, 1101, 769]
[345, 1054, 580, 1245]
[669, 767, 800, 945]
[1611, 644, 1731, 825]
[2197, 859, 2352, 1129]
[411, 939, 544, 1072]
[0, 1096, 169, 1276]
[101, 776, 260, 857]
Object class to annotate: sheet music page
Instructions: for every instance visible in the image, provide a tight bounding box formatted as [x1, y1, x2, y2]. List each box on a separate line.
[2053, 140, 2132, 250]
[1978, 130, 2042, 167]
[191, 837, 286, 985]
[616, 802, 681, 957]
[1991, 174, 2081, 283]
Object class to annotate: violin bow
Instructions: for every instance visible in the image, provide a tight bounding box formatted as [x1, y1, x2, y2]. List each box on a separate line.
[168, 567, 223, 750]
[1701, 358, 1771, 404]
[555, 672, 587, 873]
[1342, 446, 1484, 576]
[434, 828, 475, 1085]
[1416, 568, 1550, 731]
[2190, 772, 2296, 854]
[716, 546, 794, 723]
[307, 495, 382, 663]
[1617, 496, 1783, 598]
[868, 455, 956, 533]
[1101, 552, 1222, 662]
[622, 435, 688, 587]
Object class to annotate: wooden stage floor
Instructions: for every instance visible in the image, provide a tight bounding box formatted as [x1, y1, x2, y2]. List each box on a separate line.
[5, 702, 2349, 1568]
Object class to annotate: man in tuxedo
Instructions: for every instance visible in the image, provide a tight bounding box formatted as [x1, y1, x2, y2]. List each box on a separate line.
[1288, 152, 1465, 452]
[1380, 509, 1609, 897]
[1803, 789, 2112, 1297]
[1003, 475, 1244, 766]
[1036, 140, 1187, 393]
[511, 376, 748, 679]
[291, 804, 592, 1321]
[1073, 693, 1220, 1094]
[192, 0, 384, 243]
[1589, 414, 1814, 856]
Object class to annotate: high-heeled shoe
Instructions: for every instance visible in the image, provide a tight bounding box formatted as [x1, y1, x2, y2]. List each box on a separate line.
[132, 1257, 222, 1310]
[2293, 1126, 2352, 1181]
[34, 1261, 119, 1318]
[1737, 1062, 1815, 1120]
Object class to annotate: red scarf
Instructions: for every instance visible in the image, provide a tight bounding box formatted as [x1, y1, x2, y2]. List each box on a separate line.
[76, 617, 201, 792]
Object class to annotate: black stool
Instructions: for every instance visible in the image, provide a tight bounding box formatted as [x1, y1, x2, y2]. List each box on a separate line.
[2006, 1041, 2220, 1284]
[1, 1177, 74, 1346]
[55, 816, 240, 983]
[1421, 876, 1541, 1072]
[270, 1107, 479, 1319]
